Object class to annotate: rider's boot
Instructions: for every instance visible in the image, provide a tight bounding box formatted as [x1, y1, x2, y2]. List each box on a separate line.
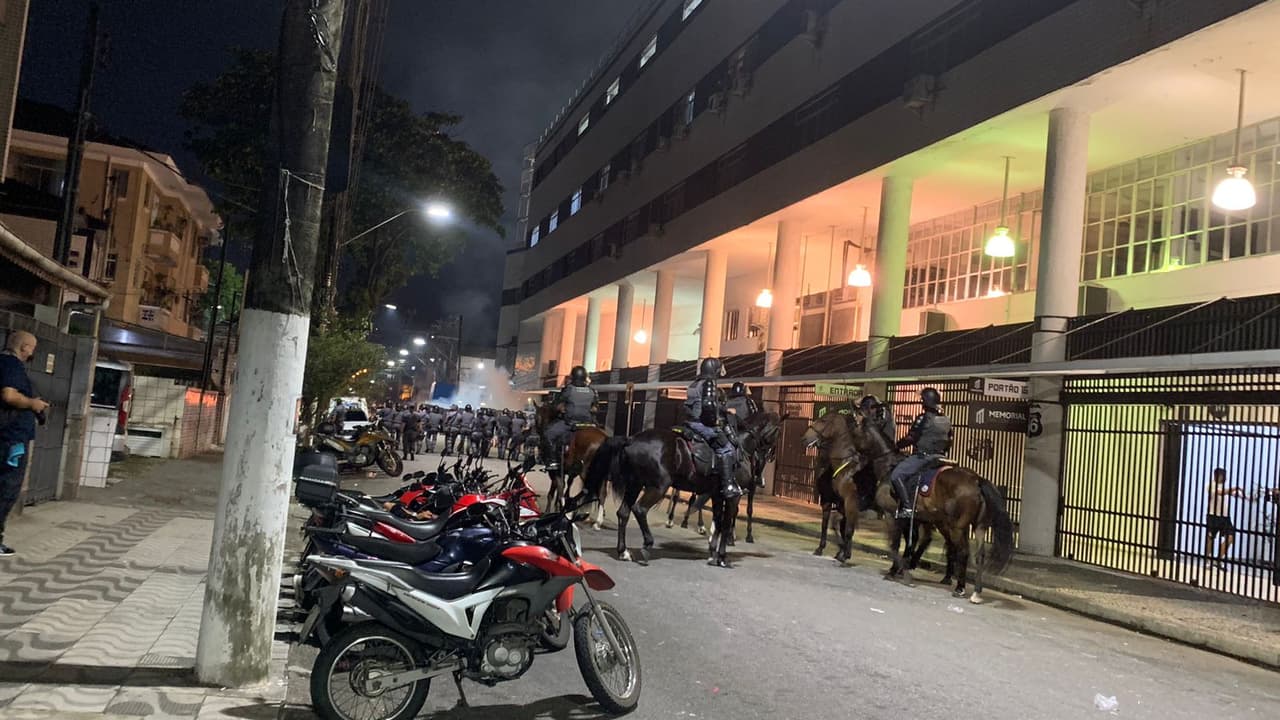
[892, 477, 914, 519]
[719, 455, 743, 499]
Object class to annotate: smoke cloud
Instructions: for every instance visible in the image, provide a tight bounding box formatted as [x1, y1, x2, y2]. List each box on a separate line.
[430, 365, 533, 412]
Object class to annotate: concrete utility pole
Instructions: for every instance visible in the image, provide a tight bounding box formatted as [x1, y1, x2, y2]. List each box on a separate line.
[195, 0, 346, 687]
[53, 1, 102, 267]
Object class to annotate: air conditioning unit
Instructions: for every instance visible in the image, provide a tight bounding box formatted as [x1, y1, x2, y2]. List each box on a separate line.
[920, 310, 949, 334]
[800, 9, 826, 47]
[1078, 284, 1110, 316]
[903, 74, 938, 112]
[707, 91, 726, 115]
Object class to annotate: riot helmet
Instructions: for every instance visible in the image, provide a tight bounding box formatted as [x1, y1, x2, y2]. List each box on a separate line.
[570, 365, 588, 386]
[729, 381, 746, 398]
[859, 395, 881, 412]
[698, 357, 724, 379]
[920, 387, 941, 411]
[464, 404, 473, 413]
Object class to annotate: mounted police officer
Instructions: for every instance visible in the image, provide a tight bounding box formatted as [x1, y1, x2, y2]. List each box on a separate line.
[859, 394, 897, 446]
[889, 387, 952, 518]
[684, 358, 742, 499]
[544, 366, 598, 472]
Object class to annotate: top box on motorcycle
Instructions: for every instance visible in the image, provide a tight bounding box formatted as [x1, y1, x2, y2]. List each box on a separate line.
[296, 465, 339, 507]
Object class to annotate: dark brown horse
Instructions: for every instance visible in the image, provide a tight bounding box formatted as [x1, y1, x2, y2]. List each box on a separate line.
[664, 411, 787, 544]
[847, 407, 1014, 602]
[583, 430, 747, 568]
[534, 400, 609, 513]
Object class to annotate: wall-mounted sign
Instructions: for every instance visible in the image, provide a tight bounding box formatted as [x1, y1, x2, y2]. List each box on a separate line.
[968, 377, 1029, 400]
[967, 400, 1029, 433]
[814, 382, 862, 399]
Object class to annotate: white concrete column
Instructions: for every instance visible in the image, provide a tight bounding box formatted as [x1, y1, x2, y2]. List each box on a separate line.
[649, 269, 675, 365]
[558, 307, 578, 376]
[539, 312, 560, 380]
[765, 221, 802, 375]
[1023, 106, 1090, 558]
[699, 249, 728, 360]
[583, 296, 602, 372]
[573, 312, 587, 367]
[611, 282, 634, 370]
[865, 176, 913, 371]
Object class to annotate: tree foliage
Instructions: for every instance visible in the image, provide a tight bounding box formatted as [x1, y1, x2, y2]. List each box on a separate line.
[195, 258, 246, 331]
[179, 49, 505, 316]
[302, 316, 386, 420]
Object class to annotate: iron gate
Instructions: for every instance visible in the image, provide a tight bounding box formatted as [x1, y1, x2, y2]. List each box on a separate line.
[772, 385, 822, 501]
[1060, 371, 1280, 603]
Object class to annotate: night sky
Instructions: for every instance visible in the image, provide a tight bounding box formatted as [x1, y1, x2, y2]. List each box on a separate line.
[19, 0, 639, 352]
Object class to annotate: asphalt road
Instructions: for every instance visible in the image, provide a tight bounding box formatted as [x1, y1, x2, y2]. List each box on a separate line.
[290, 450, 1280, 720]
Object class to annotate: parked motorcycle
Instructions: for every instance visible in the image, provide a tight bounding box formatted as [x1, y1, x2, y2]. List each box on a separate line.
[304, 485, 640, 719]
[311, 420, 403, 477]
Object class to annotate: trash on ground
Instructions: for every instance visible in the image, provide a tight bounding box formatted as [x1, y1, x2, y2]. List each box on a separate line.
[1094, 694, 1119, 713]
[947, 604, 965, 614]
[869, 608, 886, 614]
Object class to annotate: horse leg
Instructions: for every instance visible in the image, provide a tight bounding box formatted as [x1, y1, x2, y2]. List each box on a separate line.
[681, 492, 697, 531]
[948, 528, 971, 598]
[666, 489, 679, 529]
[744, 486, 756, 544]
[907, 523, 931, 571]
[815, 505, 831, 556]
[591, 481, 609, 531]
[940, 539, 955, 585]
[716, 495, 740, 568]
[885, 520, 913, 585]
[632, 487, 664, 565]
[696, 493, 711, 536]
[615, 485, 640, 562]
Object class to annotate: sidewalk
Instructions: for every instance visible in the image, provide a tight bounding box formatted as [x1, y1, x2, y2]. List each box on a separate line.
[0, 454, 300, 719]
[743, 492, 1280, 669]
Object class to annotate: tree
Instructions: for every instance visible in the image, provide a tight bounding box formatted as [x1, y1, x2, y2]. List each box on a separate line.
[301, 316, 386, 422]
[179, 50, 504, 314]
[195, 258, 246, 330]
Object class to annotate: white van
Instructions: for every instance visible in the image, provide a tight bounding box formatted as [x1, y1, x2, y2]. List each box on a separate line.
[90, 359, 133, 459]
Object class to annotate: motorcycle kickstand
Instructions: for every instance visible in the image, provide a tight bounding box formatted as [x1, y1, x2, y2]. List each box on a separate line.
[452, 670, 470, 708]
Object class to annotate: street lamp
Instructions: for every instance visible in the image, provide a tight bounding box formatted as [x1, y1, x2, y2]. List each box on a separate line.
[412, 337, 426, 346]
[398, 348, 409, 357]
[385, 360, 395, 368]
[426, 202, 453, 220]
[345, 201, 456, 247]
[384, 304, 398, 311]
[476, 361, 485, 370]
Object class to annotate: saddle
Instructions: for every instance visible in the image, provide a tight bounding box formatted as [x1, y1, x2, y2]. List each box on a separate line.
[900, 459, 957, 500]
[671, 426, 719, 476]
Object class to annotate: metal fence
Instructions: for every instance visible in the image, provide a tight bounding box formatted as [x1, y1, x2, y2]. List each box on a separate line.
[1060, 371, 1280, 604]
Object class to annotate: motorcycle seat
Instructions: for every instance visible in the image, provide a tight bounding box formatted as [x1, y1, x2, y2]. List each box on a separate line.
[367, 510, 449, 541]
[369, 557, 492, 601]
[344, 535, 442, 566]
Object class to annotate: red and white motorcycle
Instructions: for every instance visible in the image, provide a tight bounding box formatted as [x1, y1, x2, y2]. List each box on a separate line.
[308, 506, 641, 720]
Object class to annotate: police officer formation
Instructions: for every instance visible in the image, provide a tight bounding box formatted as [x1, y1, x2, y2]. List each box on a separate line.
[370, 401, 536, 462]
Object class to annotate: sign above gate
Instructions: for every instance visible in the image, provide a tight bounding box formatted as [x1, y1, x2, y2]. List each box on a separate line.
[967, 400, 1030, 433]
[968, 377, 1029, 400]
[814, 382, 862, 399]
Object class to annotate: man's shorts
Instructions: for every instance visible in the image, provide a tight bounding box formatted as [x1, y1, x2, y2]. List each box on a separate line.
[1207, 514, 1236, 538]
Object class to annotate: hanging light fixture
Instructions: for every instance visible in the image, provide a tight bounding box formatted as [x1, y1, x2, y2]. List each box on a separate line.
[1212, 69, 1256, 212]
[985, 156, 1016, 258]
[986, 286, 1006, 298]
[846, 207, 873, 287]
[756, 239, 776, 308]
[633, 299, 649, 344]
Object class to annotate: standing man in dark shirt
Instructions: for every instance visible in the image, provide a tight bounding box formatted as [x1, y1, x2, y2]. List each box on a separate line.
[0, 331, 47, 555]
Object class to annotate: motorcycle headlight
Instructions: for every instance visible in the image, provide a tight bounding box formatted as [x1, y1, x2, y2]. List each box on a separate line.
[570, 522, 583, 559]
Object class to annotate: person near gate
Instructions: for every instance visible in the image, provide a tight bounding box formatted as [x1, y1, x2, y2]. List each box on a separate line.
[1206, 467, 1246, 570]
[0, 331, 48, 556]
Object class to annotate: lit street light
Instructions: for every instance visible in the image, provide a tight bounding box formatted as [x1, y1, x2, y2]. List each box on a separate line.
[345, 201, 456, 247]
[399, 348, 409, 357]
[426, 202, 453, 220]
[412, 337, 426, 346]
[384, 304, 397, 311]
[476, 361, 485, 370]
[385, 360, 395, 368]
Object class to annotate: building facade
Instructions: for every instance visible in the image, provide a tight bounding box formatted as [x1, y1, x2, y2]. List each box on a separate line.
[2, 129, 217, 339]
[501, 0, 1280, 603]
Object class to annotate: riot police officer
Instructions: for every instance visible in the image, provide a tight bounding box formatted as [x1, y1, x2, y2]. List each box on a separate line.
[859, 394, 897, 446]
[724, 382, 760, 488]
[456, 404, 476, 456]
[495, 409, 513, 460]
[544, 366, 598, 472]
[683, 358, 742, 499]
[508, 409, 528, 461]
[423, 405, 443, 454]
[889, 387, 952, 518]
[442, 404, 460, 456]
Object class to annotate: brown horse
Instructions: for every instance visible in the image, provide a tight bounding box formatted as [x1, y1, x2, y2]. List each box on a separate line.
[534, 400, 609, 513]
[846, 407, 1014, 602]
[800, 412, 881, 564]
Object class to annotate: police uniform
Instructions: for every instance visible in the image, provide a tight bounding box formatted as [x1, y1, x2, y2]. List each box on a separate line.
[495, 410, 513, 459]
[545, 383, 598, 470]
[424, 407, 443, 453]
[456, 406, 476, 456]
[889, 397, 952, 516]
[508, 412, 528, 460]
[683, 359, 742, 498]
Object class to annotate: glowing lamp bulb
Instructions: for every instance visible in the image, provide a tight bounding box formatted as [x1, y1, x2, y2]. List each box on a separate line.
[633, 329, 648, 344]
[846, 264, 872, 288]
[984, 226, 1015, 258]
[755, 288, 773, 308]
[1212, 166, 1256, 211]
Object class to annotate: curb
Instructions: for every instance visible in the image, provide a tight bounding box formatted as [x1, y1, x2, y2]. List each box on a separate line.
[746, 510, 1280, 670]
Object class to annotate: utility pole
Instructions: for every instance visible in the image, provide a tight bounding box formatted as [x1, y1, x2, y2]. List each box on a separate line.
[53, 1, 103, 267]
[196, 0, 346, 687]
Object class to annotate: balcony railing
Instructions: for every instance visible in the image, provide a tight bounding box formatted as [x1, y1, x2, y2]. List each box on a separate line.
[147, 229, 182, 268]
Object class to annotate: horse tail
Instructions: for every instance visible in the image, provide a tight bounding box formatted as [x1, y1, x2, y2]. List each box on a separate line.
[584, 436, 628, 501]
[977, 478, 1015, 575]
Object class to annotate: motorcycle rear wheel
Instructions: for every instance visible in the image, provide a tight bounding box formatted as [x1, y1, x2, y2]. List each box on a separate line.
[311, 622, 430, 720]
[377, 450, 404, 477]
[573, 602, 641, 714]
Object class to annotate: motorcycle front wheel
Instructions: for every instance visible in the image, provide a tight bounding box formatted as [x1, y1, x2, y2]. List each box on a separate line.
[573, 601, 641, 715]
[376, 448, 404, 477]
[310, 622, 430, 720]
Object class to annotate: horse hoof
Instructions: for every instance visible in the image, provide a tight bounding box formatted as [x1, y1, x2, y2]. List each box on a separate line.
[968, 592, 985, 605]
[619, 550, 632, 562]
[592, 523, 604, 532]
[899, 571, 916, 587]
[728, 538, 736, 547]
[697, 526, 707, 536]
[680, 521, 688, 529]
[745, 535, 754, 544]
[813, 548, 824, 556]
[938, 576, 951, 585]
[665, 521, 674, 529]
[639, 547, 651, 565]
[952, 588, 966, 598]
